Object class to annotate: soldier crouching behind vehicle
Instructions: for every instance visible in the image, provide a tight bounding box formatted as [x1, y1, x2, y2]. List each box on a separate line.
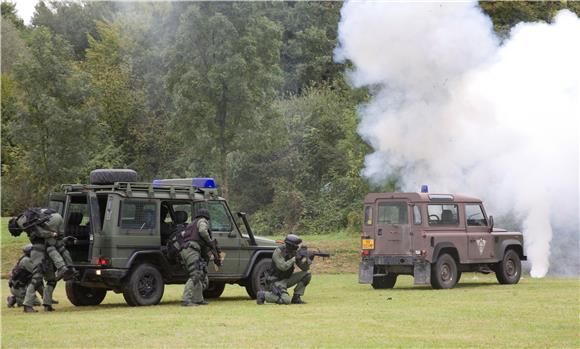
[9, 208, 76, 312]
[257, 234, 311, 305]
[7, 244, 59, 311]
[176, 208, 221, 307]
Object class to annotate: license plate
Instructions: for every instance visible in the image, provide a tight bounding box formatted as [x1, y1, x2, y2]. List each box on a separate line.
[362, 239, 374, 250]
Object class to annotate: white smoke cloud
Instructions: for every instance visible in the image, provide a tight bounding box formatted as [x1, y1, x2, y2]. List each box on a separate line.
[336, 2, 580, 277]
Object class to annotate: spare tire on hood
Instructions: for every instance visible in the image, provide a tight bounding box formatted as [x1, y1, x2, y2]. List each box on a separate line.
[90, 169, 138, 185]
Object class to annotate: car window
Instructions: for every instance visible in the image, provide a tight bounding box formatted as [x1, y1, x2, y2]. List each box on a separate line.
[171, 203, 192, 224]
[364, 206, 373, 225]
[427, 204, 459, 225]
[378, 202, 408, 225]
[193, 201, 233, 231]
[120, 201, 157, 230]
[413, 205, 422, 225]
[466, 204, 487, 226]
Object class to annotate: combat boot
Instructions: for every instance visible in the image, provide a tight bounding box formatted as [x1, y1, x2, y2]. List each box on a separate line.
[55, 266, 75, 281]
[256, 291, 266, 305]
[181, 302, 199, 307]
[23, 305, 38, 313]
[7, 296, 16, 308]
[196, 300, 209, 305]
[43, 305, 55, 312]
[291, 294, 306, 304]
[52, 299, 59, 305]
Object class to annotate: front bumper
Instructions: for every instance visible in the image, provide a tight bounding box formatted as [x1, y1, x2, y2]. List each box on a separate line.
[359, 255, 431, 285]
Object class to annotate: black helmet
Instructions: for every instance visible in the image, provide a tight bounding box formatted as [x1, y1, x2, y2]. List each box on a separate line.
[8, 216, 23, 237]
[195, 208, 210, 220]
[284, 234, 302, 250]
[22, 244, 33, 256]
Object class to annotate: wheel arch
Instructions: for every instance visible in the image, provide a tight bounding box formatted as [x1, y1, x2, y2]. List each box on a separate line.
[432, 242, 460, 263]
[125, 250, 172, 277]
[242, 250, 274, 279]
[498, 240, 525, 261]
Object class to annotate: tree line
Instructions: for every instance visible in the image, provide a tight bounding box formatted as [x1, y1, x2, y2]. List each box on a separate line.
[2, 1, 578, 235]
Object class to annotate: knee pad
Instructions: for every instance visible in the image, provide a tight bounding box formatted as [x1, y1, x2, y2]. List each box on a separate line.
[30, 274, 43, 289]
[190, 270, 204, 284]
[302, 272, 312, 286]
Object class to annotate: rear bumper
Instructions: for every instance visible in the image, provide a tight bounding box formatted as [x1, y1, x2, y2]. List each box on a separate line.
[359, 255, 431, 285]
[77, 268, 128, 288]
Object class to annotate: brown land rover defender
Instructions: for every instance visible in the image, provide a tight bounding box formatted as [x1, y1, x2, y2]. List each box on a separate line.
[359, 191, 526, 289]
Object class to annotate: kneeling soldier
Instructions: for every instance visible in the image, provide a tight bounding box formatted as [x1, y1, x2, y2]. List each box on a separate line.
[257, 234, 312, 305]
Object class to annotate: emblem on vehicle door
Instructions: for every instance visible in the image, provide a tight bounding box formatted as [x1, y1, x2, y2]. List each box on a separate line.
[476, 238, 486, 255]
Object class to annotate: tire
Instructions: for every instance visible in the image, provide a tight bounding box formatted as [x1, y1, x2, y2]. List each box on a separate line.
[66, 281, 107, 306]
[431, 253, 459, 289]
[122, 263, 164, 306]
[245, 258, 271, 299]
[495, 249, 522, 285]
[371, 273, 398, 289]
[203, 282, 226, 299]
[90, 169, 137, 185]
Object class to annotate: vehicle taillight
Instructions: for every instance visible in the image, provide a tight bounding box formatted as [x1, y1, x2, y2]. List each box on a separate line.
[361, 250, 370, 257]
[97, 257, 109, 267]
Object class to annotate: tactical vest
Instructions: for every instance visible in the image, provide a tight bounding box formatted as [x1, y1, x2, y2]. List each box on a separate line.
[270, 246, 295, 280]
[179, 218, 212, 247]
[9, 256, 32, 288]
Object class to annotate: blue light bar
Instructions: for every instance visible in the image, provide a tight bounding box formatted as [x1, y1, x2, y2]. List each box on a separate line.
[152, 178, 217, 188]
[191, 178, 217, 188]
[421, 185, 429, 193]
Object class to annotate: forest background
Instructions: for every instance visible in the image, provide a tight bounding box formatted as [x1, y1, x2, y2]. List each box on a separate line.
[2, 1, 579, 236]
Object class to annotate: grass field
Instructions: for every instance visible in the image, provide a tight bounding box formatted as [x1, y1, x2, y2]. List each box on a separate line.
[2, 217, 579, 347]
[1, 274, 579, 348]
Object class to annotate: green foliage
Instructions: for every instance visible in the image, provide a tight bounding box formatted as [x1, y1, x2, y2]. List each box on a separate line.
[6, 27, 98, 209]
[32, 1, 114, 59]
[1, 2, 25, 29]
[480, 1, 580, 37]
[167, 4, 283, 198]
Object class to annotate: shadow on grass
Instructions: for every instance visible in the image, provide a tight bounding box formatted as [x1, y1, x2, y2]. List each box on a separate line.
[391, 282, 498, 291]
[52, 295, 254, 312]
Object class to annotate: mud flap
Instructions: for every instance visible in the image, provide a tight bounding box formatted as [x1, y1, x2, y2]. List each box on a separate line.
[359, 260, 374, 284]
[413, 261, 431, 285]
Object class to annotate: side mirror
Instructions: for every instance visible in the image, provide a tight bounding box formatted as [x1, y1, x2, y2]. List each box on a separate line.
[489, 215, 494, 232]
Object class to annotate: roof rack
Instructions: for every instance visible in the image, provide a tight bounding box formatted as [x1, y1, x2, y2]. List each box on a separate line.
[61, 182, 218, 199]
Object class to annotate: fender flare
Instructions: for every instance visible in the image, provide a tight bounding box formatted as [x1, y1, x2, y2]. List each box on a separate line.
[432, 242, 459, 263]
[125, 250, 173, 273]
[242, 250, 274, 278]
[498, 239, 525, 260]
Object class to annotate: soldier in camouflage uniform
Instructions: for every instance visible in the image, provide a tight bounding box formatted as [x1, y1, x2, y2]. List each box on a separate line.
[7, 245, 59, 311]
[13, 208, 75, 312]
[7, 245, 41, 308]
[178, 208, 221, 307]
[257, 234, 312, 305]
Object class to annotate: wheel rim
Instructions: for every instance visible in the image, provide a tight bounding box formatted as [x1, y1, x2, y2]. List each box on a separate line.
[258, 272, 267, 289]
[138, 272, 156, 298]
[505, 258, 517, 277]
[440, 263, 452, 282]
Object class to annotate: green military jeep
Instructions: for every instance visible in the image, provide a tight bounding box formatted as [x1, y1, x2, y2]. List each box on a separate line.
[49, 169, 277, 306]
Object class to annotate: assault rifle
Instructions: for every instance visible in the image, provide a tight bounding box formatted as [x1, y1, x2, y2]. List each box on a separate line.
[296, 245, 331, 261]
[209, 239, 222, 267]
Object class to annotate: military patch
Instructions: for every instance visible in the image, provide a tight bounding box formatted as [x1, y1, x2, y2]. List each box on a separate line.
[477, 238, 486, 255]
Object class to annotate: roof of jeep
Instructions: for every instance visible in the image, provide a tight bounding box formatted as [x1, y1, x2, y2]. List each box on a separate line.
[364, 192, 482, 204]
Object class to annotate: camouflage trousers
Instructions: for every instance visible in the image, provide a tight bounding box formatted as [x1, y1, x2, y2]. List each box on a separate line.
[23, 248, 57, 307]
[179, 247, 208, 304]
[264, 270, 312, 304]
